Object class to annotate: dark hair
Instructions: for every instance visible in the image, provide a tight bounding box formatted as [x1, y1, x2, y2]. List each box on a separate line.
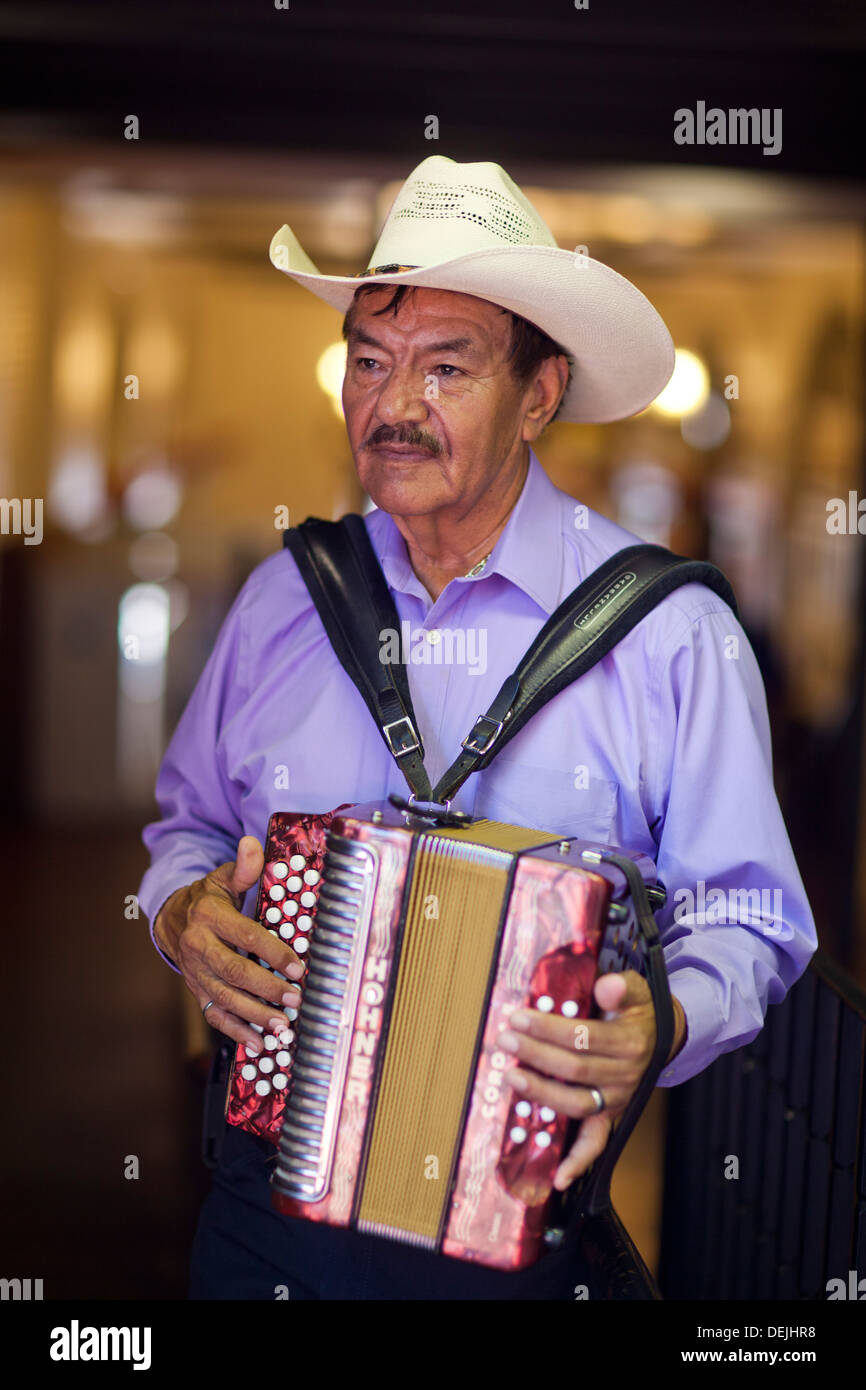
[342, 284, 573, 423]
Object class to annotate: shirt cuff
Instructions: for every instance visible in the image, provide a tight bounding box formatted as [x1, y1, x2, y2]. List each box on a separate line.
[655, 967, 724, 1087]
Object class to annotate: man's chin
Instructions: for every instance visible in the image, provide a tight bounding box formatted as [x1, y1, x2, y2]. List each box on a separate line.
[357, 455, 448, 514]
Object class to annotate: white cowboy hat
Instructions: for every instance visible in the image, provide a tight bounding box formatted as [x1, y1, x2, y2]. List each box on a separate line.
[269, 155, 674, 424]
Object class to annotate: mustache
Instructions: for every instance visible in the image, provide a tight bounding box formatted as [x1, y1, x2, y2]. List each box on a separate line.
[364, 424, 443, 455]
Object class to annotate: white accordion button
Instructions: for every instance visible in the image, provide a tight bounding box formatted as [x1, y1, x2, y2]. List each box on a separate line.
[278, 923, 293, 941]
[284, 1007, 298, 1021]
[278, 1029, 293, 1047]
[540, 1106, 556, 1123]
[534, 1131, 552, 1149]
[255, 1079, 271, 1096]
[289, 854, 305, 871]
[536, 995, 554, 1012]
[264, 1034, 278, 1051]
[515, 1101, 532, 1118]
[303, 869, 320, 886]
[275, 1050, 291, 1067]
[293, 937, 309, 954]
[300, 892, 316, 909]
[241, 1064, 257, 1081]
[258, 1056, 275, 1074]
[286, 876, 302, 892]
[265, 907, 282, 925]
[282, 900, 298, 916]
[244, 1046, 259, 1059]
[268, 884, 286, 902]
[272, 862, 289, 880]
[297, 914, 312, 930]
[561, 1000, 579, 1017]
[509, 1126, 528, 1143]
[273, 1073, 288, 1090]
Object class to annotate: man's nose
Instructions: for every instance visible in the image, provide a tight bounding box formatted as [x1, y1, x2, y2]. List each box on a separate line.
[372, 366, 430, 424]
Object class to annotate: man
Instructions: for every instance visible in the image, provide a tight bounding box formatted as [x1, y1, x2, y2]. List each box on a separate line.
[139, 156, 816, 1299]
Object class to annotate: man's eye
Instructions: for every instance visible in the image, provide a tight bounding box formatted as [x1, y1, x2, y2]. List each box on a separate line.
[436, 364, 461, 377]
[355, 357, 381, 370]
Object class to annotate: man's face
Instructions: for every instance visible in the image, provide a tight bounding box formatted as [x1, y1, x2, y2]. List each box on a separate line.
[342, 285, 545, 520]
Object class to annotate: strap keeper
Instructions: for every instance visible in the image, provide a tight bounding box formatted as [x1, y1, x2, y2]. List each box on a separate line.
[461, 713, 504, 757]
[383, 715, 422, 758]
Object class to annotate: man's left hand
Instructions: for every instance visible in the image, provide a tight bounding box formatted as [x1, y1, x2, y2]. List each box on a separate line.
[497, 971, 686, 1191]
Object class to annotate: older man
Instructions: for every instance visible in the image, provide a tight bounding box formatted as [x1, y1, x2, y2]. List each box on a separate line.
[139, 157, 816, 1299]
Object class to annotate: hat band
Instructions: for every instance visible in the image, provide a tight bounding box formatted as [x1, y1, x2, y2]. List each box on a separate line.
[357, 263, 420, 277]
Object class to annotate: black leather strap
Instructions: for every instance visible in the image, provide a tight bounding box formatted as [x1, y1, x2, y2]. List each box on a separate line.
[568, 850, 675, 1220]
[285, 520, 739, 812]
[283, 517, 433, 801]
[432, 544, 739, 802]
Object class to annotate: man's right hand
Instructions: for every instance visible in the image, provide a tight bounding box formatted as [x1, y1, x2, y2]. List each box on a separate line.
[153, 835, 304, 1055]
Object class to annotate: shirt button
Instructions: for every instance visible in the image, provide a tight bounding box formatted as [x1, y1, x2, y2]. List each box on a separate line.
[426, 629, 441, 645]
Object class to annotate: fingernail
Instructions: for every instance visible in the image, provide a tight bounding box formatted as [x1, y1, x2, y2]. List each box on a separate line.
[286, 963, 305, 981]
[498, 1029, 519, 1050]
[282, 991, 300, 1005]
[509, 1010, 530, 1030]
[246, 1039, 262, 1055]
[505, 1069, 528, 1091]
[268, 1017, 287, 1034]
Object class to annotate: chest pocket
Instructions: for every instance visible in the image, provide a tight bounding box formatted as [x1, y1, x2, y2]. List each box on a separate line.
[471, 752, 619, 843]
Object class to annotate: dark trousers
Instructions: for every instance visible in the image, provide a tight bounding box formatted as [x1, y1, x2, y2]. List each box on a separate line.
[189, 1123, 590, 1300]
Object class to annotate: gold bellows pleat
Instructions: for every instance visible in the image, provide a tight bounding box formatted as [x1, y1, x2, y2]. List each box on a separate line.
[357, 819, 557, 1244]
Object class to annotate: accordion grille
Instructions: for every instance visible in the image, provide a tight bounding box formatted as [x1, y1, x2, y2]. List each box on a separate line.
[357, 835, 511, 1243]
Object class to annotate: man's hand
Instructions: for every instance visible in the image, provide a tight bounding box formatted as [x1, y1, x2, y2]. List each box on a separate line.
[153, 836, 304, 1055]
[497, 971, 687, 1190]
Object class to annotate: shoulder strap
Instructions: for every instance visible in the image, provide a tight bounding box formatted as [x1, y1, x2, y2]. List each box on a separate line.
[283, 516, 433, 801]
[284, 518, 738, 809]
[432, 543, 738, 801]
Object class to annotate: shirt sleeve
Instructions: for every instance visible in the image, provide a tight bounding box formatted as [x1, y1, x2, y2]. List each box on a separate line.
[137, 582, 251, 973]
[646, 600, 818, 1086]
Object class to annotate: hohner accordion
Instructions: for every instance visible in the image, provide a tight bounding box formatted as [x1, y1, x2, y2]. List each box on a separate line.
[226, 798, 665, 1272]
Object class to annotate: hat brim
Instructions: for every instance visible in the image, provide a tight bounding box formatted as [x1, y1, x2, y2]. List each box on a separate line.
[269, 226, 674, 424]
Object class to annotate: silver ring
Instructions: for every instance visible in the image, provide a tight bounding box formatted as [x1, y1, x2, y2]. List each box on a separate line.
[589, 1086, 605, 1114]
[202, 1000, 216, 1019]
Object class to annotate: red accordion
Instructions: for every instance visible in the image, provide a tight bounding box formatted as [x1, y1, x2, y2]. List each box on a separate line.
[225, 799, 660, 1271]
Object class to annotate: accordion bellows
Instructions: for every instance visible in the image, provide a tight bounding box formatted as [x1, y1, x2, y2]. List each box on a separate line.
[228, 802, 657, 1271]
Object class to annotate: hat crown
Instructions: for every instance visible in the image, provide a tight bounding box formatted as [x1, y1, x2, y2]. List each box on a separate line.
[368, 156, 559, 269]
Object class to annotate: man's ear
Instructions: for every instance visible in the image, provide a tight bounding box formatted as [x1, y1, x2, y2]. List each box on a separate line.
[521, 354, 570, 441]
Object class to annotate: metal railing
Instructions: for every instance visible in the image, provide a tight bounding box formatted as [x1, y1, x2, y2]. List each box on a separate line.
[658, 950, 866, 1300]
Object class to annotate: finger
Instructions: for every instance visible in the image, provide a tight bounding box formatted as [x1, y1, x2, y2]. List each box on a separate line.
[497, 1027, 642, 1087]
[553, 1113, 613, 1190]
[502, 1064, 633, 1121]
[502, 1005, 653, 1062]
[228, 835, 265, 898]
[237, 914, 307, 982]
[206, 836, 265, 907]
[194, 972, 296, 1052]
[593, 969, 651, 1014]
[198, 933, 303, 1011]
[184, 892, 305, 990]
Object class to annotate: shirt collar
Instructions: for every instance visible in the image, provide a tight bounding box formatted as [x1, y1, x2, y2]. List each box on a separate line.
[371, 448, 564, 617]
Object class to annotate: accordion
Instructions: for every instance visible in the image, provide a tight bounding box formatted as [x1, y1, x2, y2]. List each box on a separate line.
[225, 799, 663, 1271]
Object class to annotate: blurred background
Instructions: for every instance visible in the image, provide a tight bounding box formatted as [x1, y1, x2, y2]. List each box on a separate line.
[0, 0, 863, 1298]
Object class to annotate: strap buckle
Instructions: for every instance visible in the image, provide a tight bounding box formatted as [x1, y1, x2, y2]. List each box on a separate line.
[461, 713, 504, 757]
[383, 715, 422, 758]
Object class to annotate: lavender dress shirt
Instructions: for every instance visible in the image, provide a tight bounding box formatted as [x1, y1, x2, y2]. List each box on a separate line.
[139, 450, 817, 1086]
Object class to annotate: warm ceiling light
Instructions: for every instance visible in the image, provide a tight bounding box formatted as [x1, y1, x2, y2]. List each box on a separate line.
[651, 348, 710, 418]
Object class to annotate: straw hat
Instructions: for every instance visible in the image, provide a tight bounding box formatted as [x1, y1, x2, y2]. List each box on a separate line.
[269, 155, 674, 423]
